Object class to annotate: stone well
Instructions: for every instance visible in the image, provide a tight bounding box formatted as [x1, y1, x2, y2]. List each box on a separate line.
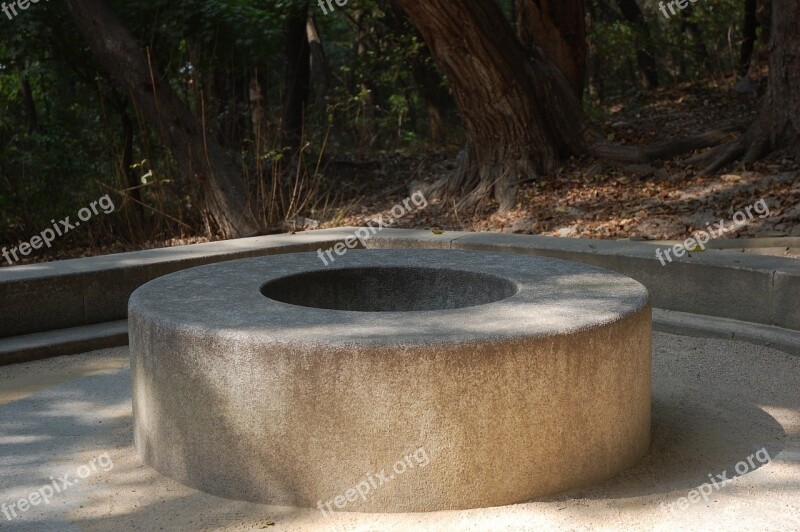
[129, 249, 651, 512]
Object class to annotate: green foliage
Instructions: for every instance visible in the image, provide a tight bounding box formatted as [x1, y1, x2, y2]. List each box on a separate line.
[658, 0, 745, 76]
[589, 19, 641, 97]
[0, 2, 120, 243]
[315, 0, 439, 149]
[0, 0, 767, 253]
[588, 0, 747, 99]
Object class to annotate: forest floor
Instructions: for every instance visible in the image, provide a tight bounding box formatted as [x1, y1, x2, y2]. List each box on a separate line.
[329, 79, 800, 244]
[4, 78, 799, 266]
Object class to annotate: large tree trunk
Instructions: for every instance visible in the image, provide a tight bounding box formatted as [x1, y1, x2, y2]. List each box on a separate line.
[64, 0, 260, 239]
[395, 0, 587, 212]
[740, 0, 758, 77]
[410, 53, 451, 146]
[515, 0, 587, 99]
[616, 0, 660, 89]
[699, 0, 800, 172]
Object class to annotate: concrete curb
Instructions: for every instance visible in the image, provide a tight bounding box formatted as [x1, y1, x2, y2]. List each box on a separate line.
[653, 309, 800, 356]
[0, 229, 363, 338]
[0, 320, 128, 366]
[366, 229, 800, 331]
[0, 228, 798, 364]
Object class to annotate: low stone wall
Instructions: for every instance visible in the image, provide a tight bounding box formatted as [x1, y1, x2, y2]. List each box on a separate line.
[369, 230, 800, 331]
[1, 229, 798, 363]
[0, 230, 360, 338]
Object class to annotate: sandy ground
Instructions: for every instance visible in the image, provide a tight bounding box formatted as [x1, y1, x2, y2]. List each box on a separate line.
[0, 332, 798, 531]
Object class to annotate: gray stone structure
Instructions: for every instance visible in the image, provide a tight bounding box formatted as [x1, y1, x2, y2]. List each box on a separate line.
[129, 249, 651, 511]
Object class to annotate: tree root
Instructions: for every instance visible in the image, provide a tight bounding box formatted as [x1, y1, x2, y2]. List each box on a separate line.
[687, 114, 796, 174]
[590, 126, 742, 164]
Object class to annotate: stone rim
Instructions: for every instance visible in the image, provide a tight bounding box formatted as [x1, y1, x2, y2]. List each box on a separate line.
[129, 249, 650, 345]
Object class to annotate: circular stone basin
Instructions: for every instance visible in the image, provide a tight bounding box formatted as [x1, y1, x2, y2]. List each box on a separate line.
[129, 250, 651, 512]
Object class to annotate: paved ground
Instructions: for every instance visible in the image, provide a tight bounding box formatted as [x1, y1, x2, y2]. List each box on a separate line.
[0, 332, 798, 531]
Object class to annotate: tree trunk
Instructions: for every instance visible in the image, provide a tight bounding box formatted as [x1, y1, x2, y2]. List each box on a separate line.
[417, 70, 447, 146]
[395, 0, 587, 212]
[353, 9, 379, 147]
[282, 2, 311, 148]
[107, 88, 145, 225]
[700, 0, 800, 172]
[616, 0, 660, 89]
[249, 73, 268, 155]
[515, 0, 587, 99]
[306, 14, 327, 113]
[64, 0, 260, 239]
[759, 0, 772, 45]
[681, 8, 709, 69]
[740, 0, 758, 77]
[16, 65, 39, 134]
[211, 68, 249, 151]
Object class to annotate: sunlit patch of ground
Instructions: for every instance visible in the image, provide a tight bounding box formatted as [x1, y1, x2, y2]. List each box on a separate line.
[0, 332, 798, 530]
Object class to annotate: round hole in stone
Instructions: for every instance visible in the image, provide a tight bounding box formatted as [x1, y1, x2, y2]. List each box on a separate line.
[260, 266, 519, 312]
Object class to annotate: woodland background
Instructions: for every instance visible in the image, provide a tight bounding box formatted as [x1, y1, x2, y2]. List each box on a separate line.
[0, 0, 798, 263]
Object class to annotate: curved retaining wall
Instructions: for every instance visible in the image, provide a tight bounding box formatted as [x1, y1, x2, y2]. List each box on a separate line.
[1, 228, 798, 363]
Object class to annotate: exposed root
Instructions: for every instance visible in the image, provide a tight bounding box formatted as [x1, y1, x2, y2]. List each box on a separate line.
[691, 113, 798, 174]
[590, 126, 741, 164]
